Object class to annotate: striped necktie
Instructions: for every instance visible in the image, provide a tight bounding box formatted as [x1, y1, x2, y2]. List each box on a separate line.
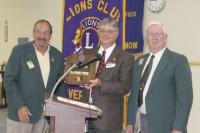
[138, 55, 155, 107]
[95, 50, 106, 78]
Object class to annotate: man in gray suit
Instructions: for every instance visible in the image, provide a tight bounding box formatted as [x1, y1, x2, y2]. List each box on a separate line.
[83, 18, 134, 133]
[4, 19, 66, 133]
[126, 21, 193, 133]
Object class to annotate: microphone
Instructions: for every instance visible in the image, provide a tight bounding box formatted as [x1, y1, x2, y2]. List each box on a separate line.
[78, 54, 102, 68]
[49, 53, 101, 100]
[49, 62, 79, 100]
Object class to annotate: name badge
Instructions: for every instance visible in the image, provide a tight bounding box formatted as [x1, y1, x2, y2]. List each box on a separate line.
[106, 62, 116, 68]
[26, 61, 35, 69]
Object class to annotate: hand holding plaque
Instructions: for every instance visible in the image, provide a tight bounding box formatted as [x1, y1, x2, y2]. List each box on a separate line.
[64, 51, 101, 86]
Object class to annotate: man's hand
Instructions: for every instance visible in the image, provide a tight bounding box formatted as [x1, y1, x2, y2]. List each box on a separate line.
[85, 79, 101, 89]
[126, 125, 134, 133]
[17, 106, 32, 123]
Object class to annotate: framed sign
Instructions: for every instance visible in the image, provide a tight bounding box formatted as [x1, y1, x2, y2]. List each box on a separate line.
[64, 51, 96, 86]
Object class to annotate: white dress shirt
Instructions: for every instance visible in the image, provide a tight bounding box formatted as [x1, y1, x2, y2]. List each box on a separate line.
[139, 47, 166, 114]
[34, 45, 50, 88]
[97, 43, 116, 64]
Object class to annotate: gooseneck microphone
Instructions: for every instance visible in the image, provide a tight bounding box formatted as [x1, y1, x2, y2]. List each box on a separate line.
[49, 53, 102, 100]
[77, 53, 102, 68]
[50, 62, 79, 100]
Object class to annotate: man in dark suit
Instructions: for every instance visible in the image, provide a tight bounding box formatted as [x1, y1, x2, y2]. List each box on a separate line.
[4, 19, 66, 133]
[126, 22, 193, 133]
[83, 18, 134, 133]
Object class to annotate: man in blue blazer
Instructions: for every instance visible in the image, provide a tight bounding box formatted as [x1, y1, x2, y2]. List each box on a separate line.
[126, 22, 193, 133]
[4, 19, 66, 133]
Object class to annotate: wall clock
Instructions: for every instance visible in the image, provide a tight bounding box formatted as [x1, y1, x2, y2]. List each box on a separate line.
[147, 0, 167, 12]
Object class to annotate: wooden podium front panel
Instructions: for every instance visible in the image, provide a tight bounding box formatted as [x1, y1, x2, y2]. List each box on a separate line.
[45, 99, 101, 133]
[45, 101, 85, 133]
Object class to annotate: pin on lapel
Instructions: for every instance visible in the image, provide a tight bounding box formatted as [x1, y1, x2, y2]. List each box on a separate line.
[138, 58, 144, 65]
[51, 58, 55, 63]
[112, 58, 116, 61]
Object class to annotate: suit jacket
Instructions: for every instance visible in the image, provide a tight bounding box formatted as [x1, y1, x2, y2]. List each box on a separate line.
[83, 46, 134, 130]
[4, 42, 66, 123]
[127, 48, 193, 133]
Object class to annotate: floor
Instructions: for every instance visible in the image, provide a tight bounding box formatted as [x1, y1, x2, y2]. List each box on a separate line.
[0, 108, 7, 133]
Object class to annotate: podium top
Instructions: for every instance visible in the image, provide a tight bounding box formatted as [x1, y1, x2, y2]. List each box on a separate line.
[45, 96, 102, 116]
[57, 96, 102, 112]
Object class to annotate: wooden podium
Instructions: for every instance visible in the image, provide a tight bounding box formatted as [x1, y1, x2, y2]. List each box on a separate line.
[45, 97, 102, 133]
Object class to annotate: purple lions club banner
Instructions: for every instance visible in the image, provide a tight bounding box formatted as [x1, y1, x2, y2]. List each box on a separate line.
[124, 0, 144, 53]
[62, 0, 124, 100]
[62, 0, 144, 100]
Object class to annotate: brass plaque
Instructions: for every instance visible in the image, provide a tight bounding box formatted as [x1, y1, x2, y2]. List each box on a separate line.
[64, 51, 96, 85]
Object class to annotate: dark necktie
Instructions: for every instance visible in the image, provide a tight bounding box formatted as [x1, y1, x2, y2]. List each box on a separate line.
[138, 55, 155, 107]
[95, 50, 106, 78]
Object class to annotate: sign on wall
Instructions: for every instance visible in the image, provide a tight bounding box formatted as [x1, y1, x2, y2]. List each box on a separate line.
[62, 0, 144, 100]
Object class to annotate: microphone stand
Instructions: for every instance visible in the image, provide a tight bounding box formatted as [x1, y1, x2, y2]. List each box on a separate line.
[49, 62, 79, 101]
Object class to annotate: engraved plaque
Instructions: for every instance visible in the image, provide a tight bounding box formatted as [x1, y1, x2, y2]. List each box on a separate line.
[64, 51, 96, 85]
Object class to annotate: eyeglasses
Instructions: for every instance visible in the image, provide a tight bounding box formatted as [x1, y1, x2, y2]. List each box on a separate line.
[99, 29, 116, 35]
[147, 32, 164, 38]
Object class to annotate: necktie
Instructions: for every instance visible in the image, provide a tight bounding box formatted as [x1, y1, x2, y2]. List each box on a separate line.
[95, 50, 106, 78]
[138, 55, 155, 107]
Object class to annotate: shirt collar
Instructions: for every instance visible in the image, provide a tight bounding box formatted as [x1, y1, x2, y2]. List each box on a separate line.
[150, 46, 166, 58]
[98, 43, 116, 54]
[34, 43, 50, 55]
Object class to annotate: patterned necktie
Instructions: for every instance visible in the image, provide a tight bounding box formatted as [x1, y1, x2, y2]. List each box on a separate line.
[138, 55, 155, 107]
[95, 50, 106, 78]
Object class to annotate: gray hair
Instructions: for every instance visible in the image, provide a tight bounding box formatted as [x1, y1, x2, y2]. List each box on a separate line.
[146, 21, 167, 34]
[99, 18, 119, 29]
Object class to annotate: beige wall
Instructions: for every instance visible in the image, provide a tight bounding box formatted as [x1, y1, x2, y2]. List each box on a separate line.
[0, 0, 63, 62]
[143, 0, 200, 61]
[143, 1, 200, 133]
[0, 0, 199, 132]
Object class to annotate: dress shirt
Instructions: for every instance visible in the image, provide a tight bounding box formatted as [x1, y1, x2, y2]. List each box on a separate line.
[139, 47, 166, 114]
[34, 45, 50, 88]
[97, 43, 116, 67]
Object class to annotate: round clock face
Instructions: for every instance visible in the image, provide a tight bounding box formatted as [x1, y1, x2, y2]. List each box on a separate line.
[147, 0, 167, 12]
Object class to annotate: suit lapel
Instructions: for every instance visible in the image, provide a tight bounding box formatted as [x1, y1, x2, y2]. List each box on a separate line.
[106, 46, 120, 63]
[146, 49, 170, 96]
[25, 43, 45, 88]
[137, 54, 150, 80]
[46, 46, 56, 90]
[97, 46, 120, 78]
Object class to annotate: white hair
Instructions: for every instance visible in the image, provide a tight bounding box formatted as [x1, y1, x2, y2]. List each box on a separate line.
[146, 21, 167, 34]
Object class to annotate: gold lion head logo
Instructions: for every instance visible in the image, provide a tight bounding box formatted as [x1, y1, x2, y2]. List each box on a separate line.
[72, 26, 83, 53]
